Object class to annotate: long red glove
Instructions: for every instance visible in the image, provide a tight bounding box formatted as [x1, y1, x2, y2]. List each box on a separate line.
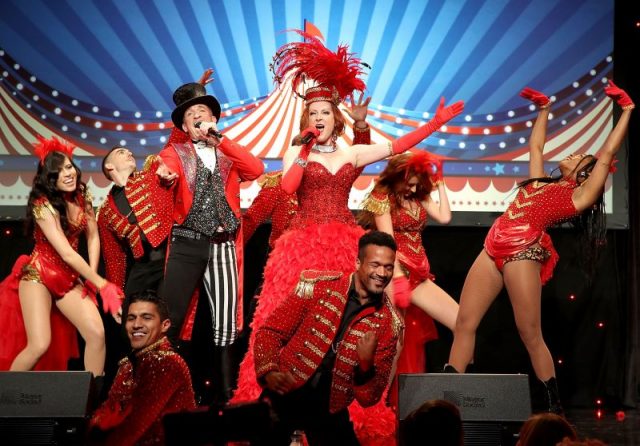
[520, 87, 550, 108]
[84, 280, 124, 316]
[281, 126, 320, 194]
[391, 276, 412, 309]
[604, 80, 635, 109]
[392, 97, 464, 154]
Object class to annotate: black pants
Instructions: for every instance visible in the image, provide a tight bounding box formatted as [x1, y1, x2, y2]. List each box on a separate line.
[160, 230, 238, 346]
[124, 257, 165, 297]
[262, 388, 360, 446]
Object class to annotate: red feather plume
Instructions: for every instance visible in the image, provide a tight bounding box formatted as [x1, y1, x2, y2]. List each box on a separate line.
[271, 29, 366, 102]
[33, 136, 75, 164]
[404, 150, 441, 179]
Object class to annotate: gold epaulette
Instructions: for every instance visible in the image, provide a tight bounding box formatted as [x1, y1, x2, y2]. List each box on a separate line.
[361, 190, 390, 215]
[258, 171, 283, 189]
[84, 187, 94, 208]
[142, 155, 158, 172]
[32, 199, 57, 220]
[294, 270, 343, 299]
[95, 201, 109, 221]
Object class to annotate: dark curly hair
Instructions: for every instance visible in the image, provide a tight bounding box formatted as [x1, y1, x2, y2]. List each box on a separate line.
[358, 152, 435, 229]
[518, 155, 606, 276]
[25, 151, 87, 236]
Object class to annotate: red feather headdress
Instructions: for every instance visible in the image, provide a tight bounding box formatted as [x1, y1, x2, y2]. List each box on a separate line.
[403, 150, 441, 179]
[271, 30, 367, 105]
[33, 136, 75, 164]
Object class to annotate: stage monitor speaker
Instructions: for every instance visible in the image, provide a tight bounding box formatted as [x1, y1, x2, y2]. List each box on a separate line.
[0, 371, 93, 445]
[398, 373, 532, 446]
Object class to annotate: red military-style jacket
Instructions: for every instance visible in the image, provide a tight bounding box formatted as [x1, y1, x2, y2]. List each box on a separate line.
[158, 136, 263, 224]
[97, 156, 174, 289]
[254, 270, 403, 413]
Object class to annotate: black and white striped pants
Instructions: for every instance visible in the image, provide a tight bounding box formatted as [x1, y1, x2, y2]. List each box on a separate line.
[161, 230, 238, 346]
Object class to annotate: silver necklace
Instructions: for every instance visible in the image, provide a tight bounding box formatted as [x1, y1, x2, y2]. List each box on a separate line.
[311, 144, 337, 154]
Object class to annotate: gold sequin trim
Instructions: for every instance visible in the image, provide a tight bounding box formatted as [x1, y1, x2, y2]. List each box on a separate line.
[361, 192, 390, 216]
[338, 356, 358, 367]
[349, 329, 366, 338]
[333, 383, 349, 393]
[129, 193, 149, 208]
[320, 300, 341, 316]
[291, 367, 309, 381]
[342, 341, 357, 351]
[312, 328, 332, 345]
[305, 342, 325, 358]
[335, 369, 352, 381]
[21, 263, 42, 284]
[299, 355, 317, 370]
[504, 246, 551, 265]
[142, 155, 157, 172]
[328, 290, 347, 305]
[32, 201, 57, 220]
[317, 315, 336, 332]
[258, 171, 283, 188]
[385, 299, 404, 337]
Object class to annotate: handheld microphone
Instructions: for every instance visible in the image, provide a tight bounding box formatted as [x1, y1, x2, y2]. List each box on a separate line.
[300, 127, 320, 145]
[194, 121, 224, 139]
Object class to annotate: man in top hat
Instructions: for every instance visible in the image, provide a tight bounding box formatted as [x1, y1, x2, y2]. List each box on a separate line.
[157, 82, 263, 403]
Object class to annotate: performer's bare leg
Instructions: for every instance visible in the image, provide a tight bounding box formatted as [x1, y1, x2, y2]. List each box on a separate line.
[411, 279, 459, 331]
[503, 259, 554, 380]
[10, 281, 53, 370]
[57, 286, 106, 376]
[448, 250, 503, 372]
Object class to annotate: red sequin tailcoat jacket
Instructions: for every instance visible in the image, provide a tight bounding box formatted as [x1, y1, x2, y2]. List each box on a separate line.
[254, 270, 403, 413]
[97, 156, 174, 289]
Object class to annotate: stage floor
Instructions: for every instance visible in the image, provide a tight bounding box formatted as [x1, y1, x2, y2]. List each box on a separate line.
[567, 408, 640, 445]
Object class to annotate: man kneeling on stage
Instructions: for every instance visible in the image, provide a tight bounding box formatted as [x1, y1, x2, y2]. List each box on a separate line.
[89, 291, 196, 445]
[254, 231, 403, 445]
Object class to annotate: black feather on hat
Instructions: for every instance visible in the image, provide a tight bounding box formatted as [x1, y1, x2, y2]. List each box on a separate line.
[171, 83, 221, 129]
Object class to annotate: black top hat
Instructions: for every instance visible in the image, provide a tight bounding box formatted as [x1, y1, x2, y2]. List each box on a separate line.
[171, 83, 222, 129]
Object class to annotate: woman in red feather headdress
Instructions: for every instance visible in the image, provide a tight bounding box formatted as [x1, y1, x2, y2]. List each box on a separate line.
[232, 31, 464, 444]
[0, 137, 124, 375]
[359, 151, 459, 406]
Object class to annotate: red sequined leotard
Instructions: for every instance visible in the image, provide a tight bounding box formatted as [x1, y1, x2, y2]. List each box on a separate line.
[0, 196, 90, 370]
[484, 179, 579, 284]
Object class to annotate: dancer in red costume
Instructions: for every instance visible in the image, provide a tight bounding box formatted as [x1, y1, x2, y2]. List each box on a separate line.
[359, 151, 459, 407]
[0, 137, 123, 375]
[232, 30, 464, 445]
[447, 83, 634, 413]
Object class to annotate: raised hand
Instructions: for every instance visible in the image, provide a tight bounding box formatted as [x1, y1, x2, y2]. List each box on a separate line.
[520, 87, 550, 108]
[344, 93, 372, 127]
[604, 80, 634, 110]
[392, 97, 464, 154]
[434, 97, 465, 125]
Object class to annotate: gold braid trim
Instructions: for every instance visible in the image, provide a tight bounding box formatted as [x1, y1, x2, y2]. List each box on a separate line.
[361, 192, 390, 216]
[84, 188, 94, 207]
[384, 298, 404, 338]
[258, 171, 283, 189]
[294, 270, 343, 299]
[142, 155, 158, 172]
[32, 200, 58, 220]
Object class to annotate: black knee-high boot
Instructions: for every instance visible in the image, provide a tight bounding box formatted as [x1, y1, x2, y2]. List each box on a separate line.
[212, 345, 236, 405]
[442, 363, 459, 373]
[541, 377, 564, 415]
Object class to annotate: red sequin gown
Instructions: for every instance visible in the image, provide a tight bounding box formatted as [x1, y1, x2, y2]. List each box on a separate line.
[0, 197, 85, 370]
[484, 179, 579, 284]
[234, 161, 397, 445]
